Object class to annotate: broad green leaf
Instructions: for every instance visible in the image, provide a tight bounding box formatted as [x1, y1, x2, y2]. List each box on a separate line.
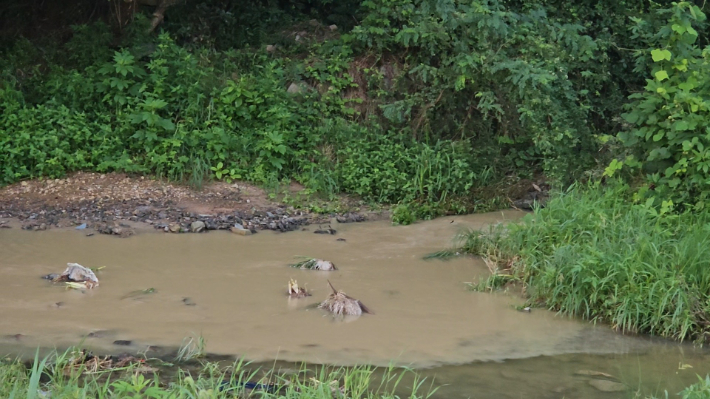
[671, 24, 686, 34]
[678, 79, 696, 91]
[655, 70, 669, 81]
[651, 49, 672, 62]
[674, 121, 689, 131]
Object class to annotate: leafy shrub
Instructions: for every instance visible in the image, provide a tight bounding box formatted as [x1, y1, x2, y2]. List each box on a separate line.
[615, 2, 710, 209]
[348, 0, 618, 181]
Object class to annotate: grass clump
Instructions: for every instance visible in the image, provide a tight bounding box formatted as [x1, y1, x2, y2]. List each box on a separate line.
[446, 183, 710, 342]
[0, 348, 437, 399]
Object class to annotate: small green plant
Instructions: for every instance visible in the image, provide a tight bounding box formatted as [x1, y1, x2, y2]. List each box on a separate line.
[176, 334, 206, 362]
[391, 203, 416, 225]
[210, 161, 241, 182]
[110, 374, 163, 398]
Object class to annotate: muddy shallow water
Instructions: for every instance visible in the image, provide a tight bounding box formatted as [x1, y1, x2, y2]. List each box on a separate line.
[1, 211, 709, 397]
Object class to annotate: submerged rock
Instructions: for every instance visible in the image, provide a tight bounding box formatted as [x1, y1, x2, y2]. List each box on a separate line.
[230, 226, 252, 235]
[95, 222, 135, 238]
[335, 213, 366, 223]
[587, 379, 626, 392]
[314, 226, 336, 234]
[319, 280, 372, 316]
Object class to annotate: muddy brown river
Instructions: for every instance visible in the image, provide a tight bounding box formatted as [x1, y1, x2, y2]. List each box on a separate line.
[1, 212, 709, 397]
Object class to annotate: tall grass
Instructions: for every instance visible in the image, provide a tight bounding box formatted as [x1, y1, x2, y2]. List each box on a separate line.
[0, 348, 437, 399]
[448, 183, 710, 341]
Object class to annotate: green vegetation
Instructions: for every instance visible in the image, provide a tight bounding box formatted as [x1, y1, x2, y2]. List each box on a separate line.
[675, 375, 710, 398]
[0, 348, 436, 398]
[441, 183, 710, 341]
[2, 0, 708, 221]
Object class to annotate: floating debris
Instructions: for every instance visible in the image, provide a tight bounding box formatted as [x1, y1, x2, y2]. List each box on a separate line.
[319, 280, 372, 316]
[289, 257, 336, 271]
[287, 279, 311, 298]
[45, 263, 100, 289]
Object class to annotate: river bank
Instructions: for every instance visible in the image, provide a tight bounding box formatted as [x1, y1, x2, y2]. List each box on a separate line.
[0, 172, 386, 237]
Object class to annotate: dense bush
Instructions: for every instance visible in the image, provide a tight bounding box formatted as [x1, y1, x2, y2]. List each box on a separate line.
[611, 2, 710, 210]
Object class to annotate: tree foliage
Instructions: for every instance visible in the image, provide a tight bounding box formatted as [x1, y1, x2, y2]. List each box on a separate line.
[1, 0, 710, 215]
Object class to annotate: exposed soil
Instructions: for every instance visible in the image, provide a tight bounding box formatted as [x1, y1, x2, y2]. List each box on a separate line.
[0, 172, 377, 236]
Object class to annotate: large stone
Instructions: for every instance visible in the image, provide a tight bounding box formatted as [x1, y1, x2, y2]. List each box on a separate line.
[190, 220, 206, 233]
[587, 379, 626, 393]
[168, 223, 181, 233]
[287, 83, 302, 94]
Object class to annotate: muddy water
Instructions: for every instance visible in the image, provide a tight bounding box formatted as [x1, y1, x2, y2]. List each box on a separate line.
[1, 211, 709, 397]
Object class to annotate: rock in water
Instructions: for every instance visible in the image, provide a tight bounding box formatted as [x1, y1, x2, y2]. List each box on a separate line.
[190, 220, 206, 233]
[168, 223, 181, 233]
[230, 226, 252, 236]
[314, 226, 336, 234]
[335, 213, 366, 223]
[319, 281, 372, 316]
[289, 258, 336, 271]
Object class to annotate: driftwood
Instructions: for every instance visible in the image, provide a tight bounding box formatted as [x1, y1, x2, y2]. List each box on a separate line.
[318, 281, 372, 316]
